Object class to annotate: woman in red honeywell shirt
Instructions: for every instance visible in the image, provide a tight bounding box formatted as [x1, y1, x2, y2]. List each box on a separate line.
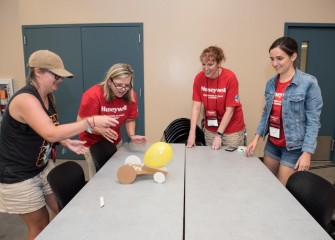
[187, 46, 245, 150]
[77, 63, 146, 179]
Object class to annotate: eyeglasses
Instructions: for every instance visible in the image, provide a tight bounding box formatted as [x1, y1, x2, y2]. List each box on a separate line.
[111, 80, 131, 90]
[46, 70, 63, 80]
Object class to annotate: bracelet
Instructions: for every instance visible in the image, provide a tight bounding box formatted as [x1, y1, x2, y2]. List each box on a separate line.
[92, 116, 96, 127]
[87, 118, 94, 129]
[216, 131, 224, 137]
[85, 118, 93, 134]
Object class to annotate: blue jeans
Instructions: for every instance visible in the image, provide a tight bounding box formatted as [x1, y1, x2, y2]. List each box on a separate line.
[264, 140, 303, 168]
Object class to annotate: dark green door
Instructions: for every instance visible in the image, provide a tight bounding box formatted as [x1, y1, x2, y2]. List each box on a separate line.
[285, 23, 335, 162]
[22, 23, 144, 160]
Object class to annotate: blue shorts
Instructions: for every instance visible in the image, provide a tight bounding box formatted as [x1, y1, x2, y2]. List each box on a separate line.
[264, 140, 303, 168]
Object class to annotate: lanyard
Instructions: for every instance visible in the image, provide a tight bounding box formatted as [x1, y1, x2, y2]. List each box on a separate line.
[206, 75, 219, 111]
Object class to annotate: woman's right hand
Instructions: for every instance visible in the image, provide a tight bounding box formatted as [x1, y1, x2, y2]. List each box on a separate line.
[100, 127, 118, 142]
[90, 115, 119, 128]
[130, 135, 147, 144]
[186, 132, 196, 148]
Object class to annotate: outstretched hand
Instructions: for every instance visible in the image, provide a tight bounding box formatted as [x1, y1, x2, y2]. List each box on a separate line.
[94, 115, 119, 128]
[99, 127, 118, 143]
[64, 139, 88, 154]
[130, 135, 147, 144]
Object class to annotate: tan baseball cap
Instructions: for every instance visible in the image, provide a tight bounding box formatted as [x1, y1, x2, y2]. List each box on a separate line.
[28, 50, 74, 78]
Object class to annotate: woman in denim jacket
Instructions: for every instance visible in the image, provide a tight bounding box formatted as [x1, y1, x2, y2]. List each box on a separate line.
[246, 37, 323, 186]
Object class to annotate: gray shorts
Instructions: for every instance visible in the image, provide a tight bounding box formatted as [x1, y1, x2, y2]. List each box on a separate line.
[0, 161, 54, 214]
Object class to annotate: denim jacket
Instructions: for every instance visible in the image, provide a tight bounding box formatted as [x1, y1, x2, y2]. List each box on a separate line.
[256, 69, 323, 154]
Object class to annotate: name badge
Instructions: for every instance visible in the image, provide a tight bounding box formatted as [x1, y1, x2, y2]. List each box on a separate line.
[269, 126, 280, 138]
[206, 110, 218, 127]
[207, 119, 219, 127]
[269, 115, 280, 138]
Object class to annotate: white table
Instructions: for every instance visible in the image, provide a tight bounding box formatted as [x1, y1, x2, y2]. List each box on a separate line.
[184, 146, 332, 240]
[37, 143, 185, 240]
[38, 144, 332, 240]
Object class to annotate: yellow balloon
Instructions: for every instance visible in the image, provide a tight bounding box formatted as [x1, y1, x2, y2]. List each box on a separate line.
[144, 142, 173, 168]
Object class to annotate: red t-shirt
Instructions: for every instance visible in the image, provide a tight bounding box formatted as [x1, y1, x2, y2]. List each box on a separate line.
[269, 79, 291, 146]
[78, 85, 138, 147]
[192, 68, 245, 133]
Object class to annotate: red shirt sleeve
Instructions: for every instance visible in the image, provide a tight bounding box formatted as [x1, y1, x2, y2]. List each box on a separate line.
[192, 72, 203, 102]
[225, 73, 241, 107]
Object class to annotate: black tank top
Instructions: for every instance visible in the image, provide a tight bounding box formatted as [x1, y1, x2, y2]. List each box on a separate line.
[0, 84, 59, 183]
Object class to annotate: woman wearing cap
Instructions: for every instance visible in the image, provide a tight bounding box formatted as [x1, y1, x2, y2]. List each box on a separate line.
[77, 63, 146, 179]
[187, 46, 246, 150]
[0, 50, 117, 239]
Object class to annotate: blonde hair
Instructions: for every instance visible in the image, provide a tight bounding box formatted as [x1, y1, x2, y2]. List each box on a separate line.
[99, 63, 135, 103]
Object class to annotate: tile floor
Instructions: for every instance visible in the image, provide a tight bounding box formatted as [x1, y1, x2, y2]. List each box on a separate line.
[0, 159, 334, 240]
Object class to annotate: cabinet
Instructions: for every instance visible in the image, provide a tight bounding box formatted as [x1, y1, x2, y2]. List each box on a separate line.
[0, 78, 14, 121]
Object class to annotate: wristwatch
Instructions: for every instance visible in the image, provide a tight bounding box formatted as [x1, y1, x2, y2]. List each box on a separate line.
[216, 131, 224, 137]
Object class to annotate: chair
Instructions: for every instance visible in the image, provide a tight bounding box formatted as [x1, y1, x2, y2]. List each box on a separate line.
[90, 139, 117, 172]
[162, 118, 206, 146]
[286, 171, 335, 238]
[47, 161, 86, 211]
[164, 119, 190, 141]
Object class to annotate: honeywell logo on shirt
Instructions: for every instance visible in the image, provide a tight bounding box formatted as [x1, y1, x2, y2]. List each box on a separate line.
[201, 86, 226, 93]
[273, 92, 284, 106]
[101, 105, 127, 113]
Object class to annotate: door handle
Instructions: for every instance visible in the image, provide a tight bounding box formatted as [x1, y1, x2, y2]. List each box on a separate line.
[300, 41, 308, 72]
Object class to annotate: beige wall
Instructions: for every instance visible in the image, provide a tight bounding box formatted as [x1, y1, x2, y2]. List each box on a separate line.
[1, 0, 335, 156]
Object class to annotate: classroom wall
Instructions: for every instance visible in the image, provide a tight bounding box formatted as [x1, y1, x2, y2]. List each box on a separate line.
[1, 0, 335, 156]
